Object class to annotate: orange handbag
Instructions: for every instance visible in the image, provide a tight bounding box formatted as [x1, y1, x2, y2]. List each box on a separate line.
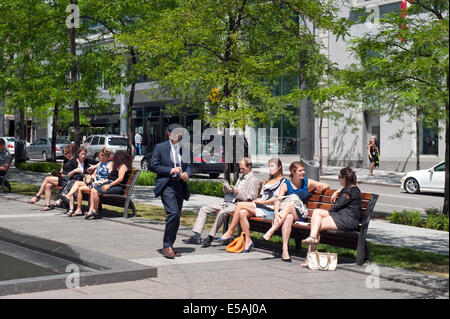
[226, 232, 246, 253]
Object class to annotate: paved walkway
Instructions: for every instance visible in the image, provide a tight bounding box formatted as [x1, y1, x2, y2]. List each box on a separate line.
[0, 196, 447, 299]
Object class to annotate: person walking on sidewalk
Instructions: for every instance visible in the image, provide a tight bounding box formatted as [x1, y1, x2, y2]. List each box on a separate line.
[150, 124, 192, 259]
[184, 157, 260, 247]
[367, 137, 380, 176]
[134, 131, 142, 156]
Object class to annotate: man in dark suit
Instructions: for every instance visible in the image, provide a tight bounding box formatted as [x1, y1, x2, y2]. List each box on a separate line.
[150, 123, 192, 259]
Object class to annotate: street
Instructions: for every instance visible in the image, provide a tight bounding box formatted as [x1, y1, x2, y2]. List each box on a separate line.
[321, 180, 444, 216]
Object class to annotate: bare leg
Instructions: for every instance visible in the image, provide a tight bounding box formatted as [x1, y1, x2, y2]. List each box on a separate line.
[88, 188, 100, 213]
[220, 202, 256, 239]
[305, 209, 337, 243]
[66, 181, 84, 198]
[238, 209, 256, 249]
[30, 176, 58, 203]
[75, 186, 90, 214]
[44, 183, 53, 206]
[281, 214, 294, 259]
[262, 204, 296, 240]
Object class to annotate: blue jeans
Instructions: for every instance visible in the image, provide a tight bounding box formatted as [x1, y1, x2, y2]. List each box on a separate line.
[136, 143, 141, 155]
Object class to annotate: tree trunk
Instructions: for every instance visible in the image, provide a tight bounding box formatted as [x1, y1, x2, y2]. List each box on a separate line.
[14, 109, 26, 163]
[224, 126, 231, 183]
[319, 116, 323, 176]
[50, 103, 59, 163]
[70, 0, 80, 150]
[415, 115, 420, 170]
[444, 102, 449, 216]
[127, 48, 137, 157]
[127, 81, 135, 156]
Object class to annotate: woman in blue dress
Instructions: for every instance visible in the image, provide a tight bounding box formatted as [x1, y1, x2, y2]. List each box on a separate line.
[261, 161, 329, 262]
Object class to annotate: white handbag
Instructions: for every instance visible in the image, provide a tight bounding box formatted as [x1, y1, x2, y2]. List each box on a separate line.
[306, 251, 338, 271]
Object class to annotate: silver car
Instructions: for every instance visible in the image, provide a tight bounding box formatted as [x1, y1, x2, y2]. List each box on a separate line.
[0, 137, 15, 155]
[82, 135, 130, 160]
[26, 138, 72, 161]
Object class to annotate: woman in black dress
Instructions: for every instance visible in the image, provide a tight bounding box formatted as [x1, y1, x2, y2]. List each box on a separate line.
[50, 146, 97, 210]
[302, 167, 362, 247]
[27, 144, 75, 211]
[367, 137, 379, 176]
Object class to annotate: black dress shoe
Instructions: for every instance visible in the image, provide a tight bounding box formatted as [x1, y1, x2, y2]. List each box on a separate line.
[282, 258, 292, 263]
[183, 236, 202, 245]
[202, 236, 213, 248]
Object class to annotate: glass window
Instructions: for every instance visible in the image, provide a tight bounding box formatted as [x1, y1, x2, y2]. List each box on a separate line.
[419, 122, 438, 155]
[108, 137, 128, 146]
[99, 137, 105, 145]
[84, 136, 93, 144]
[434, 163, 445, 172]
[91, 137, 100, 145]
[56, 139, 70, 144]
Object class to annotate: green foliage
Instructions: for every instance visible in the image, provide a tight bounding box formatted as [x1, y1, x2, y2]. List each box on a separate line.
[424, 208, 449, 231]
[387, 208, 449, 232]
[186, 180, 224, 198]
[15, 161, 61, 173]
[387, 209, 423, 227]
[135, 171, 224, 197]
[136, 171, 157, 186]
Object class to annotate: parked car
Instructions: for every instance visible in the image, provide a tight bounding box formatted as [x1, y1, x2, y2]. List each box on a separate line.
[0, 137, 15, 155]
[401, 161, 445, 194]
[26, 138, 72, 160]
[82, 134, 132, 160]
[140, 136, 248, 179]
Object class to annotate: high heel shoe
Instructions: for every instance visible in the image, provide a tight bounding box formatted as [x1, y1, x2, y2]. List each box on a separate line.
[242, 242, 254, 253]
[260, 236, 270, 242]
[217, 235, 234, 243]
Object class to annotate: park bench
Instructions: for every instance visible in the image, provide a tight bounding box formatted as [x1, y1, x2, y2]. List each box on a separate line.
[56, 169, 141, 218]
[0, 156, 13, 193]
[233, 187, 379, 266]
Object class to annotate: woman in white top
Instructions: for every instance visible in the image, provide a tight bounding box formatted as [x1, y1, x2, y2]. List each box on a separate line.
[218, 158, 285, 252]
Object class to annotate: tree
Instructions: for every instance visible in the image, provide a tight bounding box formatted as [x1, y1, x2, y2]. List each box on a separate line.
[341, 0, 449, 214]
[0, 0, 118, 159]
[121, 0, 349, 182]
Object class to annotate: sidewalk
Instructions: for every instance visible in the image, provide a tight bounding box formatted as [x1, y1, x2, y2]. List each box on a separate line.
[4, 167, 449, 256]
[0, 195, 448, 299]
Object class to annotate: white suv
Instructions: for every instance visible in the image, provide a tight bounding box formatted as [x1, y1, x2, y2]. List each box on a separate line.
[82, 135, 131, 160]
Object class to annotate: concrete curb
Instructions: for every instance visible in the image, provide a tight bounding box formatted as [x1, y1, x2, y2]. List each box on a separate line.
[0, 226, 157, 296]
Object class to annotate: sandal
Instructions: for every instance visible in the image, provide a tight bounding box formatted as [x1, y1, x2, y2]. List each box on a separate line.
[72, 210, 85, 217]
[28, 196, 40, 204]
[302, 236, 319, 245]
[40, 205, 53, 212]
[66, 209, 74, 217]
[85, 210, 98, 220]
[51, 200, 62, 208]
